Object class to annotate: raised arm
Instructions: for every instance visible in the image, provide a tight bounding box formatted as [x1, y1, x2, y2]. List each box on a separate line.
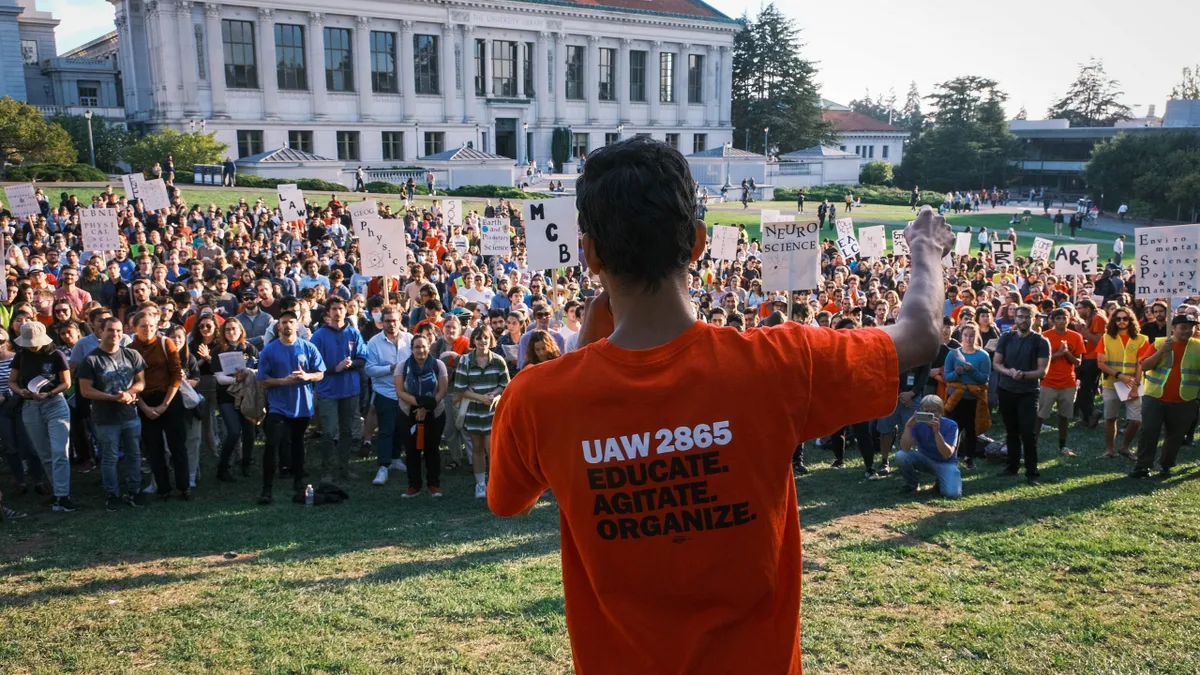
[879, 207, 953, 374]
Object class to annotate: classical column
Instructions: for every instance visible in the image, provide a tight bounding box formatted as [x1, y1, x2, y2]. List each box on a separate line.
[114, 15, 140, 113]
[586, 35, 599, 124]
[515, 38, 526, 98]
[399, 20, 415, 121]
[719, 45, 732, 126]
[176, 1, 200, 116]
[257, 7, 279, 120]
[535, 31, 550, 124]
[617, 38, 631, 124]
[704, 44, 717, 126]
[308, 12, 327, 120]
[552, 33, 565, 125]
[648, 40, 661, 125]
[440, 23, 458, 123]
[204, 3, 227, 119]
[143, 1, 166, 117]
[355, 16, 373, 121]
[462, 25, 476, 122]
[674, 43, 689, 125]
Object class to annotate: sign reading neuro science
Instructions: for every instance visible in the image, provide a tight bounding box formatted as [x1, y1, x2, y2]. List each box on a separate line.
[761, 219, 820, 291]
[1030, 237, 1054, 262]
[858, 225, 886, 259]
[1137, 224, 1200, 298]
[1054, 244, 1097, 278]
[710, 225, 739, 261]
[481, 218, 511, 256]
[355, 217, 406, 276]
[524, 198, 578, 270]
[278, 186, 306, 222]
[3, 184, 38, 217]
[991, 240, 1014, 267]
[80, 207, 121, 251]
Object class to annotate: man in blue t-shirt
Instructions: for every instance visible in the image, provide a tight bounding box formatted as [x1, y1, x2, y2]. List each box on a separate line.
[895, 395, 962, 497]
[309, 297, 368, 484]
[256, 311, 326, 504]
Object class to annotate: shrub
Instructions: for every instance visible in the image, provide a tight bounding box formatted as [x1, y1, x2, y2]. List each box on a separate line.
[775, 184, 942, 207]
[3, 163, 108, 182]
[364, 181, 405, 194]
[551, 127, 571, 173]
[859, 160, 894, 186]
[446, 185, 549, 200]
[218, 174, 348, 191]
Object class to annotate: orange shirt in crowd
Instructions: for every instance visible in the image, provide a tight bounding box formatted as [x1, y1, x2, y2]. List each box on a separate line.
[1042, 328, 1085, 389]
[489, 322, 899, 674]
[1137, 339, 1186, 403]
[1081, 314, 1107, 360]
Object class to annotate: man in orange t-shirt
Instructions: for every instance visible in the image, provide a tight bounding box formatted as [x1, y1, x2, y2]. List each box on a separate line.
[487, 137, 952, 675]
[1071, 299, 1107, 426]
[1039, 308, 1085, 456]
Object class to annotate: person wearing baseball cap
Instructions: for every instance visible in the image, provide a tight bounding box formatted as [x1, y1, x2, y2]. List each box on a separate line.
[10, 321, 75, 512]
[1133, 313, 1200, 479]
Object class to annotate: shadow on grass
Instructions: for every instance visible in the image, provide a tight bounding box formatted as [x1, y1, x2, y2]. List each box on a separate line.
[0, 570, 209, 609]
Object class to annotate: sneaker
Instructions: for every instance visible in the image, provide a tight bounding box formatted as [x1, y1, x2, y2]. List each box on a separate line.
[372, 466, 389, 485]
[257, 489, 273, 505]
[1129, 468, 1152, 479]
[1026, 477, 1041, 487]
[402, 488, 420, 498]
[429, 486, 443, 498]
[875, 464, 890, 476]
[142, 482, 157, 495]
[864, 469, 876, 479]
[1041, 424, 1055, 432]
[2, 506, 28, 521]
[963, 458, 976, 471]
[189, 480, 197, 489]
[52, 496, 78, 513]
[106, 494, 122, 512]
[1059, 448, 1077, 457]
[792, 463, 809, 476]
[830, 460, 844, 469]
[474, 482, 487, 499]
[124, 492, 147, 508]
[389, 460, 407, 472]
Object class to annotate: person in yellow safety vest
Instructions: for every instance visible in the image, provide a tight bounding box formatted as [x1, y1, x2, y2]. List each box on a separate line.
[1097, 307, 1149, 459]
[1131, 314, 1200, 479]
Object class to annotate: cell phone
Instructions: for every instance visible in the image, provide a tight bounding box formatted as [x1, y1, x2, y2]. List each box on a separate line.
[914, 412, 937, 424]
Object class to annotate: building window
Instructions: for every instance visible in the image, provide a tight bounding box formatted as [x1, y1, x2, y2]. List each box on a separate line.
[868, 145, 874, 158]
[598, 47, 615, 102]
[604, 133, 618, 146]
[236, 130, 263, 158]
[839, 145, 846, 151]
[665, 133, 679, 150]
[523, 42, 534, 97]
[20, 39, 38, 65]
[382, 131, 404, 160]
[324, 27, 353, 92]
[492, 40, 516, 97]
[687, 54, 703, 103]
[629, 50, 646, 102]
[571, 133, 588, 159]
[336, 131, 360, 160]
[414, 34, 439, 95]
[565, 45, 584, 100]
[288, 130, 313, 154]
[854, 145, 860, 156]
[370, 31, 397, 93]
[77, 81, 100, 107]
[882, 145, 889, 159]
[423, 132, 444, 157]
[473, 39, 486, 96]
[659, 52, 674, 103]
[222, 19, 258, 89]
[275, 24, 306, 91]
[693, 134, 707, 153]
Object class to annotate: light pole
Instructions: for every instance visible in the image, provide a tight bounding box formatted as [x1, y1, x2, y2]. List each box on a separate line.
[415, 122, 422, 157]
[763, 127, 769, 157]
[616, 123, 624, 141]
[522, 121, 529, 165]
[474, 123, 479, 151]
[83, 109, 95, 168]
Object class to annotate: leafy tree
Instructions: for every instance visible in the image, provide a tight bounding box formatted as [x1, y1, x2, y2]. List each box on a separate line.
[551, 127, 571, 171]
[124, 128, 228, 176]
[1087, 131, 1200, 221]
[848, 88, 898, 125]
[49, 114, 131, 173]
[859, 160, 894, 185]
[898, 81, 924, 134]
[1015, 106, 1028, 120]
[0, 96, 77, 165]
[1170, 64, 1200, 100]
[732, 3, 830, 155]
[1046, 59, 1132, 127]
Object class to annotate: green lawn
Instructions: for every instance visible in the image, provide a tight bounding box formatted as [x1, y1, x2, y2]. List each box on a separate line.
[2, 421, 1199, 673]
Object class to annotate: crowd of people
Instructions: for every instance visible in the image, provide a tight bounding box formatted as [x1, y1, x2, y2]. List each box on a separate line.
[0, 156, 1192, 522]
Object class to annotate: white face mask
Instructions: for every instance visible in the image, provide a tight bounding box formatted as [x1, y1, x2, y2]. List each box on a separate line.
[371, 311, 382, 322]
[429, 274, 440, 282]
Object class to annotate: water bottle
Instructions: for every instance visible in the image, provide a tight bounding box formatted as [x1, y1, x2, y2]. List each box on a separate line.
[304, 484, 314, 508]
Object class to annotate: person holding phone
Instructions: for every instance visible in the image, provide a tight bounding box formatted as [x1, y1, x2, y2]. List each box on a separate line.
[896, 395, 961, 497]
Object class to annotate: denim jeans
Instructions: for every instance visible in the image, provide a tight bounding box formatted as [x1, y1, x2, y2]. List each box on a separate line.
[372, 395, 405, 466]
[895, 450, 962, 497]
[317, 396, 359, 475]
[96, 418, 143, 496]
[219, 402, 257, 472]
[23, 394, 72, 497]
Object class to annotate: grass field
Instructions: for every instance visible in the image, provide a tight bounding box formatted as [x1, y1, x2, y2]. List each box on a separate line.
[2, 420, 1199, 673]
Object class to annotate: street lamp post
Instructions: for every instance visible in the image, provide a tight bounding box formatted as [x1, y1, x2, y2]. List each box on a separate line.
[84, 109, 95, 168]
[763, 127, 769, 157]
[522, 122, 529, 165]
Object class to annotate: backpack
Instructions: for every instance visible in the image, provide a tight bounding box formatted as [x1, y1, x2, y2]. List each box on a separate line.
[230, 369, 267, 423]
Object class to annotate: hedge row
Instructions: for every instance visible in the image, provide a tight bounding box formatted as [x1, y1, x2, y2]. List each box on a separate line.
[3, 163, 108, 182]
[775, 185, 943, 207]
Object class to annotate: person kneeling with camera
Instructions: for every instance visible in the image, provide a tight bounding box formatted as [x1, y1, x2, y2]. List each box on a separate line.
[895, 395, 962, 498]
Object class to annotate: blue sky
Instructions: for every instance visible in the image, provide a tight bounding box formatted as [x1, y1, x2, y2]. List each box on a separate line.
[49, 0, 1196, 121]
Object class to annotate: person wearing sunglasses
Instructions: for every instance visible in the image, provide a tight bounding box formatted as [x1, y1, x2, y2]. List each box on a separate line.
[1098, 308, 1150, 459]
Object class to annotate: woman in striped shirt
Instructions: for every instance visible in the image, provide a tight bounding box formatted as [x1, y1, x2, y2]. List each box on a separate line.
[454, 326, 511, 500]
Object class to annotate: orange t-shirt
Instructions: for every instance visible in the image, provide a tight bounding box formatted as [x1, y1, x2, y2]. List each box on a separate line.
[488, 321, 899, 674]
[1042, 328, 1085, 389]
[1082, 314, 1107, 360]
[1138, 340, 1186, 403]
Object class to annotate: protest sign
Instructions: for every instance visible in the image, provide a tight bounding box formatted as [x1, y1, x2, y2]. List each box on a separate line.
[1054, 244, 1097, 277]
[481, 218, 511, 256]
[278, 187, 306, 222]
[991, 240, 1014, 267]
[80, 207, 121, 251]
[761, 220, 820, 291]
[710, 225, 740, 261]
[140, 178, 171, 211]
[3, 184, 38, 218]
[348, 199, 378, 220]
[955, 232, 972, 256]
[1136, 224, 1200, 299]
[892, 229, 910, 256]
[443, 199, 463, 231]
[833, 218, 859, 258]
[355, 217, 406, 276]
[858, 225, 886, 259]
[760, 210, 780, 225]
[1030, 237, 1053, 262]
[218, 351, 247, 375]
[121, 172, 144, 203]
[524, 198, 578, 270]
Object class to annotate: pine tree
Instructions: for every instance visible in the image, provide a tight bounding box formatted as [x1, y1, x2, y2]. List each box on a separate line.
[1046, 58, 1132, 127]
[899, 81, 923, 134]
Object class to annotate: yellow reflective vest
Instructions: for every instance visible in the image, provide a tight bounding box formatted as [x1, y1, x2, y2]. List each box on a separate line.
[1143, 337, 1200, 401]
[1100, 333, 1149, 389]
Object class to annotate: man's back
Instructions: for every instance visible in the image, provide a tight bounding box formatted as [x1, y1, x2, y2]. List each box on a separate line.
[490, 321, 898, 674]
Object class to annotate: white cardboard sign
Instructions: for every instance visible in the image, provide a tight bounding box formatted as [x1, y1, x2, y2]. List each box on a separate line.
[1030, 237, 1054, 262]
[278, 187, 306, 222]
[710, 225, 740, 261]
[1054, 244, 1097, 278]
[348, 200, 378, 220]
[3, 184, 39, 218]
[524, 198, 579, 271]
[1137, 224, 1200, 298]
[139, 177, 171, 211]
[355, 216, 407, 276]
[858, 225, 886, 259]
[443, 199, 463, 231]
[991, 240, 1014, 267]
[121, 172, 144, 203]
[955, 232, 972, 256]
[80, 207, 121, 252]
[481, 218, 511, 256]
[892, 229, 910, 256]
[761, 220, 820, 291]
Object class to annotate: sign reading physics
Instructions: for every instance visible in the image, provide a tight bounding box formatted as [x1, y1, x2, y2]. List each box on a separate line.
[278, 185, 306, 222]
[1030, 237, 1053, 262]
[80, 207, 121, 251]
[3, 184, 39, 218]
[355, 217, 406, 276]
[834, 218, 860, 259]
[858, 225, 886, 259]
[1054, 244, 1097, 277]
[524, 198, 578, 270]
[991, 240, 1014, 267]
[481, 218, 511, 256]
[710, 225, 739, 261]
[761, 219, 820, 291]
[1137, 225, 1200, 298]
